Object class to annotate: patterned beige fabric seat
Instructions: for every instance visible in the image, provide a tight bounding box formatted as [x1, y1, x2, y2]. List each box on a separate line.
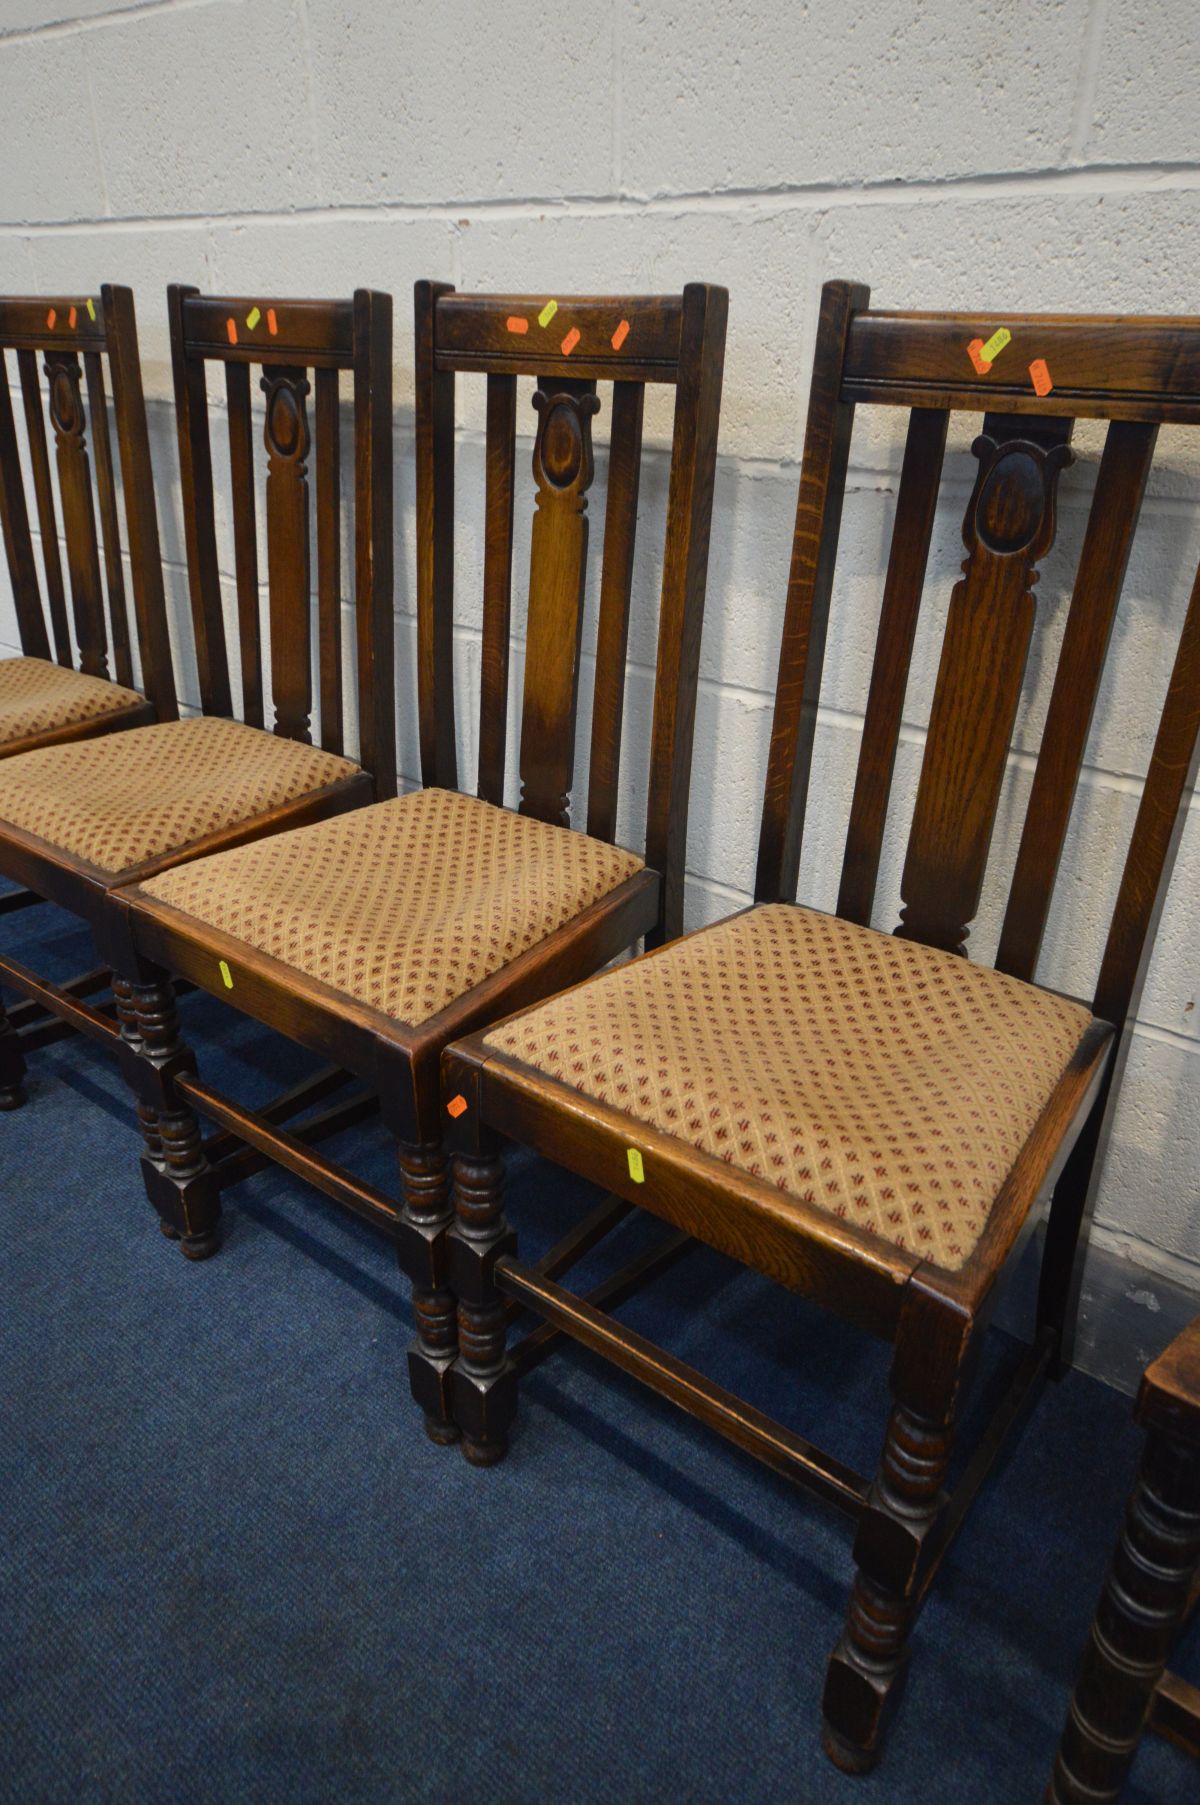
[0, 715, 359, 878]
[483, 903, 1098, 1272]
[138, 788, 645, 1028]
[0, 655, 146, 751]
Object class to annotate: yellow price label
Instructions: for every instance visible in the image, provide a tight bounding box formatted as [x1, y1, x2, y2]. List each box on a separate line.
[627, 1148, 645, 1184]
[218, 959, 233, 989]
[245, 306, 261, 330]
[538, 298, 558, 328]
[980, 326, 1011, 364]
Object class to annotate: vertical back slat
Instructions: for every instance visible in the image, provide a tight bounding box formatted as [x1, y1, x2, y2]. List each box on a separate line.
[261, 365, 312, 742]
[517, 374, 600, 827]
[414, 279, 457, 790]
[1093, 553, 1200, 1032]
[754, 280, 870, 906]
[17, 347, 72, 666]
[352, 287, 395, 796]
[837, 406, 948, 926]
[996, 419, 1159, 982]
[168, 284, 233, 716]
[587, 379, 645, 844]
[477, 371, 517, 806]
[643, 285, 729, 941]
[224, 361, 264, 728]
[83, 350, 134, 690]
[0, 351, 50, 660]
[44, 350, 108, 679]
[314, 364, 343, 758]
[102, 284, 176, 719]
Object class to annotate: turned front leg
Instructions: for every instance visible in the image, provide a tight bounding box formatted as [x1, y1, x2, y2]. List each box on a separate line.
[113, 976, 173, 1227]
[823, 1395, 956, 1772]
[129, 970, 220, 1259]
[446, 1149, 517, 1467]
[397, 1139, 460, 1447]
[1045, 1427, 1200, 1803]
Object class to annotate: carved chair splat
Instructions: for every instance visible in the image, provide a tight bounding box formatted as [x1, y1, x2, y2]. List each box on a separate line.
[439, 284, 1200, 1773]
[112, 282, 728, 1442]
[0, 287, 393, 1122]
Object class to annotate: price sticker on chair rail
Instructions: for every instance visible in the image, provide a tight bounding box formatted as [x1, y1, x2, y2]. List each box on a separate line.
[218, 960, 234, 989]
[627, 1148, 645, 1184]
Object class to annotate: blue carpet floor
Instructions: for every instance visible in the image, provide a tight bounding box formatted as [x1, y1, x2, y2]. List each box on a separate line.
[2, 897, 1197, 1804]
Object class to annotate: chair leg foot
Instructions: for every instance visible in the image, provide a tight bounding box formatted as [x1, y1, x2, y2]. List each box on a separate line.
[158, 1218, 180, 1240]
[820, 1718, 880, 1776]
[180, 1226, 221, 1261]
[423, 1413, 462, 1448]
[461, 1432, 509, 1469]
[0, 1082, 26, 1111]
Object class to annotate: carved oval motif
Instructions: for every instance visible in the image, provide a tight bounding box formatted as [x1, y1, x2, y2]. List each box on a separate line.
[540, 398, 584, 489]
[264, 379, 308, 461]
[48, 364, 82, 435]
[974, 446, 1046, 555]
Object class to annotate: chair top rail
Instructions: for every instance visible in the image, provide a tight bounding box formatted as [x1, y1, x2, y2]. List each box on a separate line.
[842, 308, 1200, 422]
[434, 291, 687, 384]
[179, 293, 357, 369]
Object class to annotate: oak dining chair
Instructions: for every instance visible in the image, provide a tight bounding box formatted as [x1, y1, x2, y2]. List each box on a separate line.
[439, 282, 1200, 1771]
[114, 280, 728, 1448]
[0, 287, 178, 1085]
[0, 286, 393, 1114]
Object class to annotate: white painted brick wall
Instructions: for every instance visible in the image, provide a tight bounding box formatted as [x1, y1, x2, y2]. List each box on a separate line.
[1, 0, 1198, 1322]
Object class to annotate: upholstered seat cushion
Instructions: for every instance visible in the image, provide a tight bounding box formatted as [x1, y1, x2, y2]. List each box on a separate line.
[136, 788, 646, 1027]
[0, 715, 359, 877]
[0, 655, 145, 749]
[483, 903, 1097, 1272]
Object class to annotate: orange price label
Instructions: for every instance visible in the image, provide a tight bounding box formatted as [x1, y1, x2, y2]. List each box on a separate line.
[967, 337, 992, 376]
[267, 308, 278, 336]
[225, 317, 238, 346]
[446, 1094, 468, 1119]
[561, 326, 581, 356]
[1029, 357, 1053, 398]
[506, 316, 529, 335]
[611, 319, 630, 351]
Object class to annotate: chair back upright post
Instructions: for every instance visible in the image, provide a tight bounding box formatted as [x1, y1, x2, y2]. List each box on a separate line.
[414, 282, 728, 945]
[167, 286, 395, 796]
[756, 280, 1200, 1328]
[0, 287, 175, 717]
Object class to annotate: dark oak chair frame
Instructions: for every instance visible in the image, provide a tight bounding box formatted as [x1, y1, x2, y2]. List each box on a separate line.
[117, 281, 727, 1444]
[0, 286, 176, 1084]
[1047, 1316, 1200, 1803]
[441, 283, 1200, 1770]
[0, 288, 393, 1146]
